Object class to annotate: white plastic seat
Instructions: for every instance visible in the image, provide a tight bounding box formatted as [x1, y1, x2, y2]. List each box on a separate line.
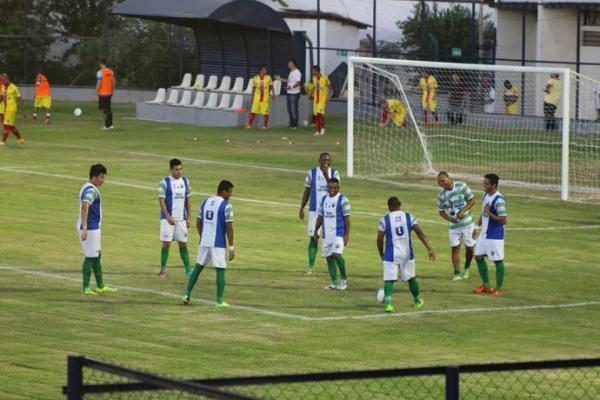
[192, 74, 205, 89]
[204, 75, 218, 91]
[188, 92, 205, 108]
[230, 77, 244, 93]
[175, 90, 192, 107]
[243, 79, 253, 94]
[212, 93, 231, 109]
[165, 89, 179, 106]
[203, 93, 219, 108]
[273, 80, 282, 96]
[146, 88, 166, 103]
[216, 76, 231, 92]
[228, 94, 244, 110]
[175, 73, 192, 88]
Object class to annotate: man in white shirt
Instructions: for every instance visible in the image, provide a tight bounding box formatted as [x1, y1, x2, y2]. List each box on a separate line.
[275, 59, 302, 129]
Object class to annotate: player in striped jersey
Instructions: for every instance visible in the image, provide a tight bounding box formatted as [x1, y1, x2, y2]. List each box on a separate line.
[77, 164, 117, 295]
[158, 159, 192, 278]
[313, 178, 351, 290]
[437, 172, 476, 281]
[473, 174, 507, 296]
[299, 152, 340, 274]
[377, 196, 435, 312]
[183, 180, 235, 307]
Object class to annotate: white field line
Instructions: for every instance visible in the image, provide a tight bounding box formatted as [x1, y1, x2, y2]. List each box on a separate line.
[2, 265, 599, 322]
[1, 166, 599, 232]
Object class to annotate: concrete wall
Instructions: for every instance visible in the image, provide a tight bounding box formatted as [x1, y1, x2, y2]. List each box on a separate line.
[17, 84, 156, 104]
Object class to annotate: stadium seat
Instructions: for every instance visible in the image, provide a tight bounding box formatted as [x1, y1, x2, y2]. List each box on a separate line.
[204, 75, 218, 91]
[273, 80, 282, 96]
[192, 74, 205, 90]
[146, 88, 166, 104]
[203, 93, 219, 108]
[188, 92, 205, 108]
[174, 90, 192, 107]
[174, 73, 192, 89]
[165, 89, 179, 106]
[215, 93, 231, 109]
[230, 77, 244, 93]
[228, 94, 244, 111]
[243, 80, 253, 94]
[216, 76, 231, 92]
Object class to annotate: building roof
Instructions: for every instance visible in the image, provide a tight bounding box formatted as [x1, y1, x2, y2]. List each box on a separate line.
[113, 0, 291, 33]
[493, 0, 600, 9]
[279, 9, 370, 28]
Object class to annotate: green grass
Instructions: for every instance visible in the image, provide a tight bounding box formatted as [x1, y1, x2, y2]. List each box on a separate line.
[0, 102, 599, 399]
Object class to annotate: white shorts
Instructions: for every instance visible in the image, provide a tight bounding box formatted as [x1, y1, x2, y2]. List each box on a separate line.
[448, 225, 475, 247]
[383, 260, 416, 282]
[196, 246, 227, 269]
[78, 229, 101, 258]
[307, 211, 321, 237]
[475, 237, 504, 261]
[322, 236, 344, 258]
[160, 220, 188, 243]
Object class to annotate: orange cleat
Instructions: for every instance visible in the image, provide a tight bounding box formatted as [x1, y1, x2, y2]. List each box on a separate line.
[473, 285, 493, 294]
[489, 288, 504, 296]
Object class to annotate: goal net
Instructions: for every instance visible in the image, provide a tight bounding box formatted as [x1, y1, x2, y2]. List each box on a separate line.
[347, 57, 600, 202]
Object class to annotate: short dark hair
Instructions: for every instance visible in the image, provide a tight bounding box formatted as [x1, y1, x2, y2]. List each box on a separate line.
[169, 158, 182, 169]
[388, 196, 401, 209]
[312, 65, 321, 72]
[504, 80, 511, 86]
[437, 171, 449, 178]
[328, 178, 340, 185]
[319, 152, 331, 159]
[289, 59, 297, 67]
[485, 173, 500, 187]
[89, 164, 107, 179]
[99, 58, 107, 65]
[259, 65, 267, 71]
[218, 180, 234, 194]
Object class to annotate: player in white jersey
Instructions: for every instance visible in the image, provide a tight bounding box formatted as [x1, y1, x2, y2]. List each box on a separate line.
[313, 178, 351, 290]
[77, 164, 117, 295]
[473, 173, 507, 296]
[158, 158, 192, 278]
[183, 180, 234, 307]
[299, 152, 340, 274]
[377, 197, 435, 313]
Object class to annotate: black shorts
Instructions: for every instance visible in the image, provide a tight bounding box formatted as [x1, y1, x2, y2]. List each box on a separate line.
[98, 95, 112, 111]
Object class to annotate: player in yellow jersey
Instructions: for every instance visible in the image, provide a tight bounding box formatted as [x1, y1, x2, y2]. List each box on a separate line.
[380, 98, 408, 127]
[0, 76, 5, 124]
[503, 80, 519, 115]
[247, 66, 274, 129]
[33, 69, 52, 124]
[1, 74, 25, 145]
[419, 71, 439, 126]
[311, 65, 331, 136]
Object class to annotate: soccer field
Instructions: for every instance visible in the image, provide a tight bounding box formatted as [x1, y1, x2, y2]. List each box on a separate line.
[1, 102, 599, 399]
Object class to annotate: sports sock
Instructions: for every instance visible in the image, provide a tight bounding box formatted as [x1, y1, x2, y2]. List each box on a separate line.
[248, 113, 256, 126]
[185, 264, 205, 296]
[82, 258, 93, 290]
[160, 247, 169, 270]
[263, 115, 269, 128]
[422, 111, 428, 124]
[476, 258, 490, 287]
[384, 280, 394, 305]
[11, 126, 21, 139]
[179, 246, 191, 272]
[326, 259, 338, 285]
[308, 240, 318, 268]
[494, 260, 505, 289]
[408, 278, 420, 302]
[2, 126, 10, 142]
[216, 268, 226, 304]
[91, 257, 105, 288]
[336, 256, 347, 280]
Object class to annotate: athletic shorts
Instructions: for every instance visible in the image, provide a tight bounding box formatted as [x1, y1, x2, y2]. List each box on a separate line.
[475, 237, 504, 261]
[34, 96, 52, 109]
[98, 95, 112, 111]
[448, 225, 475, 247]
[78, 229, 101, 258]
[322, 236, 344, 258]
[307, 211, 322, 237]
[383, 259, 415, 282]
[160, 219, 188, 243]
[3, 109, 16, 126]
[196, 246, 227, 269]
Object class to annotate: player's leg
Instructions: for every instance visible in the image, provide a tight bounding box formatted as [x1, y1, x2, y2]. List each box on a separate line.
[81, 257, 95, 294]
[32, 100, 38, 121]
[319, 112, 326, 135]
[322, 241, 338, 289]
[383, 262, 398, 312]
[1, 124, 10, 143]
[401, 260, 423, 309]
[263, 114, 269, 129]
[462, 226, 475, 278]
[473, 238, 492, 293]
[93, 254, 118, 293]
[183, 247, 209, 303]
[178, 243, 191, 276]
[44, 99, 52, 124]
[448, 230, 462, 280]
[160, 219, 175, 276]
[174, 221, 191, 276]
[306, 212, 319, 273]
[334, 237, 348, 289]
[160, 242, 170, 276]
[213, 248, 228, 306]
[488, 240, 505, 295]
[106, 96, 113, 128]
[247, 113, 256, 128]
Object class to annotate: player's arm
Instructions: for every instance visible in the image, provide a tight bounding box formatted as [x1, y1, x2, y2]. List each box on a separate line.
[158, 181, 174, 225]
[413, 224, 435, 261]
[185, 196, 191, 228]
[326, 78, 333, 102]
[456, 197, 475, 219]
[376, 230, 385, 260]
[226, 222, 234, 261]
[484, 202, 507, 225]
[196, 216, 203, 236]
[96, 75, 101, 93]
[312, 215, 323, 242]
[343, 215, 351, 245]
[544, 82, 552, 94]
[439, 209, 457, 223]
[299, 187, 310, 220]
[80, 202, 90, 241]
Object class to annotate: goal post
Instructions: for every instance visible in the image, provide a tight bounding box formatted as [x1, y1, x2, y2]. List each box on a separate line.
[347, 56, 600, 202]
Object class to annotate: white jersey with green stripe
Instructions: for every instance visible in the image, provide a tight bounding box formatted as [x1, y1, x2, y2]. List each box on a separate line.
[438, 181, 475, 230]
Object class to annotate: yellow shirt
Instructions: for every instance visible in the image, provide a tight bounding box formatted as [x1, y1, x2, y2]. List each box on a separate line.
[0, 84, 5, 114]
[252, 74, 273, 103]
[419, 76, 437, 103]
[544, 78, 562, 106]
[5, 83, 21, 111]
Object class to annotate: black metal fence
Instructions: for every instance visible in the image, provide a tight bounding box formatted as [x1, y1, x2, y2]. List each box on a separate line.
[63, 355, 600, 399]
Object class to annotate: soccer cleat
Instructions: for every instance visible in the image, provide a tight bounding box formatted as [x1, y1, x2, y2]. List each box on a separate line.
[451, 274, 462, 282]
[323, 284, 338, 290]
[17, 138, 25, 145]
[215, 301, 229, 308]
[473, 285, 493, 294]
[461, 269, 470, 279]
[414, 298, 425, 309]
[102, 126, 108, 130]
[182, 294, 191, 305]
[0, 141, 5, 146]
[385, 303, 395, 313]
[489, 288, 504, 296]
[108, 126, 115, 130]
[82, 288, 97, 295]
[338, 279, 348, 291]
[314, 131, 320, 136]
[158, 270, 166, 278]
[319, 128, 326, 136]
[246, 125, 252, 129]
[96, 286, 118, 293]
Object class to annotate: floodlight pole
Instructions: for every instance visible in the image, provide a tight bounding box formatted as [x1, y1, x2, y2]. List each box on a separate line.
[317, 0, 321, 66]
[372, 0, 377, 57]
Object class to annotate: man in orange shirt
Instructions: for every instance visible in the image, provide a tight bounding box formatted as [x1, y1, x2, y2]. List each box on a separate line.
[96, 58, 115, 130]
[33, 69, 52, 124]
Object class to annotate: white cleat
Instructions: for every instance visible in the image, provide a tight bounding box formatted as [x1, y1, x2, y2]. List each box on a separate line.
[338, 279, 348, 290]
[319, 128, 326, 136]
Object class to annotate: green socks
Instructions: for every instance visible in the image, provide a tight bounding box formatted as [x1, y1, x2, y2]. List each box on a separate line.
[384, 280, 394, 305]
[92, 257, 105, 289]
[179, 246, 191, 273]
[336, 256, 347, 280]
[326, 259, 338, 285]
[408, 278, 420, 302]
[216, 268, 226, 304]
[82, 258, 94, 290]
[308, 240, 318, 268]
[160, 247, 169, 270]
[476, 258, 491, 287]
[494, 260, 505, 289]
[185, 264, 205, 296]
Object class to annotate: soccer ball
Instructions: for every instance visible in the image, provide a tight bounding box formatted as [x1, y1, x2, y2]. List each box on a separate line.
[376, 288, 385, 304]
[73, 108, 82, 117]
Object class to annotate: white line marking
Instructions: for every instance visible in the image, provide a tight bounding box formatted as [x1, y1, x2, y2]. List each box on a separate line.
[2, 265, 599, 322]
[1, 166, 598, 232]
